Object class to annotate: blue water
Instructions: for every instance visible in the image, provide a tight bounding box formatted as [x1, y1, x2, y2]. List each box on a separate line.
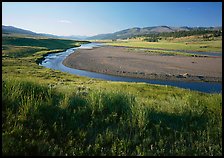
[40, 43, 222, 93]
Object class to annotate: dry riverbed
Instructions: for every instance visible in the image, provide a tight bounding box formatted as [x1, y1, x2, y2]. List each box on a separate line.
[62, 46, 222, 82]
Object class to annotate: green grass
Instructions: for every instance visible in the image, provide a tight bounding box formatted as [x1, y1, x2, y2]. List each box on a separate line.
[2, 77, 222, 156]
[2, 35, 86, 49]
[2, 45, 48, 58]
[2, 35, 222, 156]
[2, 35, 88, 58]
[104, 37, 222, 53]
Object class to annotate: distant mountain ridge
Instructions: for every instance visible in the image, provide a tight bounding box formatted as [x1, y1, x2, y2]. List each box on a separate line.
[87, 26, 222, 40]
[2, 25, 38, 36]
[2, 25, 88, 40]
[2, 25, 222, 41]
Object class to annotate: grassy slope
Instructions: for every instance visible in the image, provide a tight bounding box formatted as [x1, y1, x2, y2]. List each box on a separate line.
[2, 35, 222, 156]
[102, 36, 222, 53]
[2, 35, 87, 57]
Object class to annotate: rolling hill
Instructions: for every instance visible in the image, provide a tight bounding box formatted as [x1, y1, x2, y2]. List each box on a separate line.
[2, 25, 38, 36]
[87, 26, 222, 40]
[2, 25, 222, 41]
[2, 25, 88, 40]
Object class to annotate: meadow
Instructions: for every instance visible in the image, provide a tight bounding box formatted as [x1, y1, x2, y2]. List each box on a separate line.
[2, 35, 222, 156]
[99, 35, 222, 53]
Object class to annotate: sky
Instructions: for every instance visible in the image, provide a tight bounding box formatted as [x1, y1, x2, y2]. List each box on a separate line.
[2, 2, 222, 36]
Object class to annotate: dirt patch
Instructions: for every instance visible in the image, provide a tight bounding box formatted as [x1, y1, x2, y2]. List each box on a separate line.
[62, 46, 222, 82]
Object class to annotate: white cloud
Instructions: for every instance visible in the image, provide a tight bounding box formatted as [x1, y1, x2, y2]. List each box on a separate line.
[58, 20, 72, 24]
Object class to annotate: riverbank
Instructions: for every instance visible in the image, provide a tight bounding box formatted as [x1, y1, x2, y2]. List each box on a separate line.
[62, 46, 222, 82]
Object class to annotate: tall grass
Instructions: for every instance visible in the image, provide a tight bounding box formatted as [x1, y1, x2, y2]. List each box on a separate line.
[2, 78, 222, 156]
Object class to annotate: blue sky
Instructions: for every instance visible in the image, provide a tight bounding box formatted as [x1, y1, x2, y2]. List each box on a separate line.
[2, 2, 222, 36]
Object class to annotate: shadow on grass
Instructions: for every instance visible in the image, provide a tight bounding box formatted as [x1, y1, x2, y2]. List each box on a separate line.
[146, 109, 210, 132]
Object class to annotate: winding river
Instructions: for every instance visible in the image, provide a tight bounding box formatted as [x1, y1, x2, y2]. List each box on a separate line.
[40, 43, 222, 93]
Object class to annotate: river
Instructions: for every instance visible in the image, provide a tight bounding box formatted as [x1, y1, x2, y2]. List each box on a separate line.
[40, 43, 222, 93]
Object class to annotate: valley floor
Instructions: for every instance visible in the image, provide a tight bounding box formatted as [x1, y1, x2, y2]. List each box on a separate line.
[2, 35, 222, 156]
